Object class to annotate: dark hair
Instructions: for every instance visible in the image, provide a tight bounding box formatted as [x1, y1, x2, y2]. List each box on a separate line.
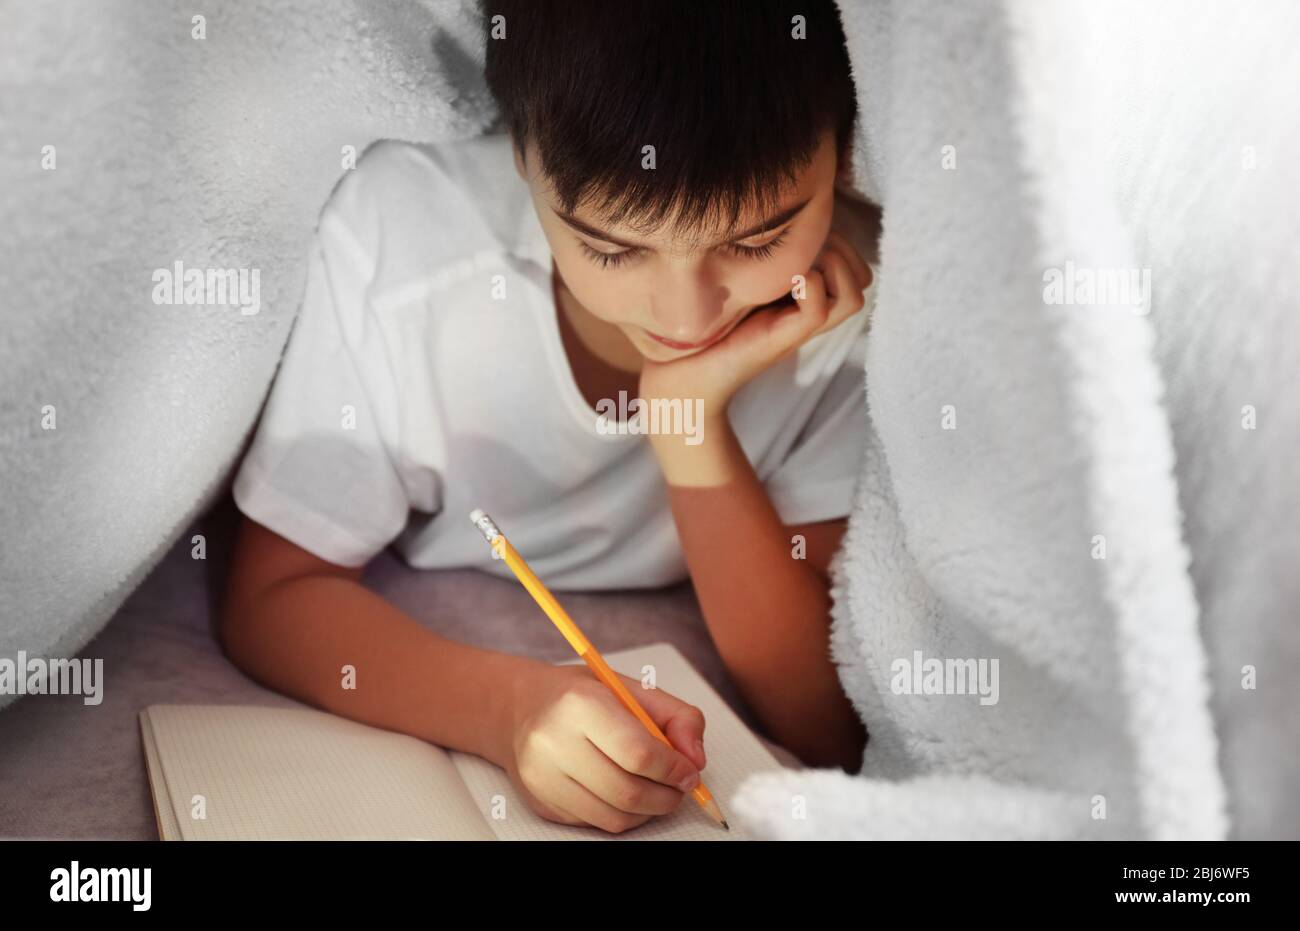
[480, 0, 857, 236]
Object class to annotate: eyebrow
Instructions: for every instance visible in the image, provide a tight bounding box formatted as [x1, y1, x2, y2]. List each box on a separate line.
[555, 196, 814, 251]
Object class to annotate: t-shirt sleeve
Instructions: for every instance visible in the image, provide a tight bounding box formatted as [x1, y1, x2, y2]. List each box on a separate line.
[763, 314, 871, 527]
[232, 206, 410, 567]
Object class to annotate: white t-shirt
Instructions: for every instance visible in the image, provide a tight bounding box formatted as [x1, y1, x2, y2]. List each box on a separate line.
[233, 135, 876, 591]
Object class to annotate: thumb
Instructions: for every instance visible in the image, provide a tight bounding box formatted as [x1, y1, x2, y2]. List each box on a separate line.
[624, 675, 708, 772]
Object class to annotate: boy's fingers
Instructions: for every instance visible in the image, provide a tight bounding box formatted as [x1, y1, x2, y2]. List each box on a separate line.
[815, 251, 865, 334]
[586, 716, 700, 798]
[529, 796, 585, 827]
[553, 773, 653, 834]
[787, 267, 832, 337]
[626, 678, 709, 771]
[825, 229, 873, 291]
[798, 267, 828, 315]
[511, 767, 586, 826]
[721, 267, 830, 368]
[563, 737, 687, 816]
[664, 714, 707, 771]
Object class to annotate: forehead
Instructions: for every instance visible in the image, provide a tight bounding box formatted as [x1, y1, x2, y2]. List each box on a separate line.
[524, 136, 833, 248]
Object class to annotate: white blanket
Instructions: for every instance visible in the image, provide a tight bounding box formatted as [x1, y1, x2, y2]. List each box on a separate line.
[733, 0, 1298, 841]
[0, 0, 491, 681]
[2, 0, 1295, 839]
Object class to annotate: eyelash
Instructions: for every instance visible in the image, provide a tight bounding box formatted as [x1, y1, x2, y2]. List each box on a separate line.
[576, 230, 789, 269]
[732, 231, 788, 261]
[578, 240, 635, 269]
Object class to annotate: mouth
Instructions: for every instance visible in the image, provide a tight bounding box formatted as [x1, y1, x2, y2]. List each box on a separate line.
[645, 329, 728, 352]
[645, 296, 791, 352]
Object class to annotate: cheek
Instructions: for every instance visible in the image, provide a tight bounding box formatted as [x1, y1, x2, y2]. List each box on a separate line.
[554, 256, 629, 324]
[535, 211, 601, 312]
[547, 234, 627, 323]
[736, 218, 834, 306]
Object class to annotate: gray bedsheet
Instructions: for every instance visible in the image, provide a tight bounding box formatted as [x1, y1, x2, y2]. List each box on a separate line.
[0, 497, 776, 839]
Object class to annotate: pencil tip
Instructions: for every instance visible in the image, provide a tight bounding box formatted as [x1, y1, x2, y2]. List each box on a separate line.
[721, 820, 730, 830]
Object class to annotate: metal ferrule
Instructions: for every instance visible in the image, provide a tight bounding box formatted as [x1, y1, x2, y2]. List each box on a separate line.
[469, 508, 502, 545]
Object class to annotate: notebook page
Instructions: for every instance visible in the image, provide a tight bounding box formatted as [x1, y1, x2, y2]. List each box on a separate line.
[144, 704, 495, 840]
[449, 642, 784, 840]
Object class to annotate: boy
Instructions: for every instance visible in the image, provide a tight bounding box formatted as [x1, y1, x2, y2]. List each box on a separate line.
[221, 0, 878, 834]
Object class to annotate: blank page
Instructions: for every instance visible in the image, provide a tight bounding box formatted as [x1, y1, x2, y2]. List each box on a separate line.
[142, 704, 495, 840]
[449, 642, 784, 840]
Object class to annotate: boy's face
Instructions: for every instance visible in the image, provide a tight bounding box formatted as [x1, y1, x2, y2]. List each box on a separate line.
[516, 132, 842, 362]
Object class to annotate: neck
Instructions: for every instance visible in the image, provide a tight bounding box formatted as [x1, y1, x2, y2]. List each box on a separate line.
[553, 267, 643, 374]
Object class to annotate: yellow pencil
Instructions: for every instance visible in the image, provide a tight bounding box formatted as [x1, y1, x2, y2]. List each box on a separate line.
[469, 508, 728, 829]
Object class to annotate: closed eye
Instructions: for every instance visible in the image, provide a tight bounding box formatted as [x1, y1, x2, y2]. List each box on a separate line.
[575, 224, 792, 269]
[725, 229, 790, 261]
[577, 239, 639, 269]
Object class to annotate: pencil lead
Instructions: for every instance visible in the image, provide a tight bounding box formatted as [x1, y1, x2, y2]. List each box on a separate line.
[721, 820, 730, 830]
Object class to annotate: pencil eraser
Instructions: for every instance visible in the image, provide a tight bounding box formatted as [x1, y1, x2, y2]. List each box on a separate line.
[469, 508, 485, 525]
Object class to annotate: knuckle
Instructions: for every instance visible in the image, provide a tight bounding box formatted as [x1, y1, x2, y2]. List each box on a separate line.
[520, 728, 557, 766]
[612, 779, 646, 810]
[555, 682, 595, 713]
[620, 740, 659, 775]
[516, 755, 545, 792]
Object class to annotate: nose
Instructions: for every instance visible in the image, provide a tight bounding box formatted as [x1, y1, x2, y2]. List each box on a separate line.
[647, 265, 729, 343]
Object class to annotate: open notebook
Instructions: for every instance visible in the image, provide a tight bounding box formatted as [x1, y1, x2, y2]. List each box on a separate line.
[140, 642, 790, 840]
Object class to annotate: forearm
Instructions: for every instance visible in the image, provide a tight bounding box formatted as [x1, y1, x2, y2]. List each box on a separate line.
[653, 418, 866, 770]
[219, 574, 541, 767]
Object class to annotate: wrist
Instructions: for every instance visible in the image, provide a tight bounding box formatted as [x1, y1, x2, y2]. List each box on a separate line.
[650, 412, 739, 486]
[481, 654, 552, 768]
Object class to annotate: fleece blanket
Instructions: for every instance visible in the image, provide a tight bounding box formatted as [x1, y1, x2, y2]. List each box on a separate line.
[732, 0, 1299, 841]
[0, 0, 493, 687]
[1, 1, 1295, 840]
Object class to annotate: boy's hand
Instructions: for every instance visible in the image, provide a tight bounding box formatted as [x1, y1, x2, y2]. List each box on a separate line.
[638, 229, 873, 418]
[497, 664, 708, 834]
